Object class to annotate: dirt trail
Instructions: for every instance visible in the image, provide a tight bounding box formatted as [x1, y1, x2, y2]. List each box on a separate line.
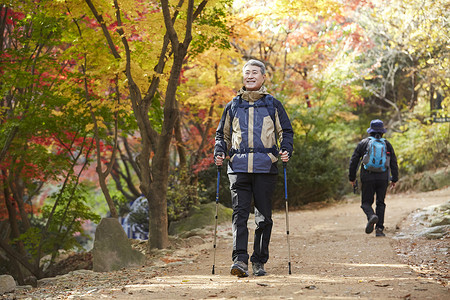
[13, 188, 450, 300]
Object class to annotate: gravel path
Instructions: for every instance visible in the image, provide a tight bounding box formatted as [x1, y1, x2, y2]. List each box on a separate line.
[5, 188, 449, 299]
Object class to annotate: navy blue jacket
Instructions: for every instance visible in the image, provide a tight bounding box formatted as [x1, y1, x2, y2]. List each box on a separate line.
[215, 94, 293, 174]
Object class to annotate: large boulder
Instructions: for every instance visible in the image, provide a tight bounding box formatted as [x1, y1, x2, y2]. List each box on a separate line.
[0, 275, 15, 294]
[92, 218, 145, 272]
[430, 215, 450, 227]
[419, 225, 450, 239]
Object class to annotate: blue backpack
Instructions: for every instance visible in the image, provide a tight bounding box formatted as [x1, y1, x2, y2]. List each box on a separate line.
[362, 136, 389, 172]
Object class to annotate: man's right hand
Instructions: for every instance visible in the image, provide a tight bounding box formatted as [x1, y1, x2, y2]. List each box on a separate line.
[215, 153, 225, 166]
[279, 150, 289, 162]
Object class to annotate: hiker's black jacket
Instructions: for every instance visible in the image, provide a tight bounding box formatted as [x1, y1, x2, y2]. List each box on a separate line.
[349, 137, 399, 182]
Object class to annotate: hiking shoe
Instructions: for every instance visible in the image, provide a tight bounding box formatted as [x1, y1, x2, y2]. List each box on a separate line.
[230, 260, 249, 277]
[365, 214, 379, 234]
[376, 228, 386, 237]
[252, 262, 266, 276]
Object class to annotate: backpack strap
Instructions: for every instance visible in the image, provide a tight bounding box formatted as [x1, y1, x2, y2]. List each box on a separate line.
[228, 95, 279, 156]
[229, 95, 276, 124]
[229, 96, 241, 136]
[262, 95, 276, 125]
[229, 96, 241, 121]
[365, 136, 386, 151]
[262, 95, 278, 143]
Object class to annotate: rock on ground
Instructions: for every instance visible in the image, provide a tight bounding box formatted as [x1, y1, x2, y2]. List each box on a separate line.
[0, 275, 15, 294]
[92, 218, 145, 272]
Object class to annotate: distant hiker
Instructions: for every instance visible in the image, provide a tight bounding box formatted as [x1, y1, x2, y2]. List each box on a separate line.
[349, 119, 399, 237]
[214, 59, 294, 277]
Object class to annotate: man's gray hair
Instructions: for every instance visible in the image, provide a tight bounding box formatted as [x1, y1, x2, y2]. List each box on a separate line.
[243, 59, 266, 75]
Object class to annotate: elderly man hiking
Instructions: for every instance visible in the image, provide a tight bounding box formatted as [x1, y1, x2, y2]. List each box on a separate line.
[214, 59, 294, 277]
[349, 119, 399, 237]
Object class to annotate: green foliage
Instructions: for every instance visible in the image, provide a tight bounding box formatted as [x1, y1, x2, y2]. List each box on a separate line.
[90, 185, 129, 218]
[190, 0, 232, 56]
[167, 169, 208, 223]
[13, 227, 42, 258]
[274, 139, 345, 208]
[394, 168, 450, 193]
[197, 164, 231, 208]
[391, 118, 449, 174]
[148, 93, 164, 134]
[112, 191, 131, 217]
[17, 182, 101, 259]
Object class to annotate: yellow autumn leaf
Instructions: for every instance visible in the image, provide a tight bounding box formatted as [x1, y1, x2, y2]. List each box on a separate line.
[97, 121, 107, 129]
[51, 110, 64, 117]
[85, 123, 95, 132]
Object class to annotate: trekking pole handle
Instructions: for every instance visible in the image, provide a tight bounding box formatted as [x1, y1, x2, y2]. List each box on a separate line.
[283, 162, 288, 200]
[215, 166, 221, 204]
[280, 148, 288, 170]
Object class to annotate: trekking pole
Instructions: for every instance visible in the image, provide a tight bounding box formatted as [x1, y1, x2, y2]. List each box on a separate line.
[212, 165, 221, 275]
[283, 161, 292, 275]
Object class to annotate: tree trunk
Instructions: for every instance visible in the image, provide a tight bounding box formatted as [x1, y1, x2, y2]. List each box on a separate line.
[146, 50, 185, 249]
[88, 0, 206, 250]
[147, 154, 170, 249]
[11, 173, 31, 230]
[97, 170, 118, 218]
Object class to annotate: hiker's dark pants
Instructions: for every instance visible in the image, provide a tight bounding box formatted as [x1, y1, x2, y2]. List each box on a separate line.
[229, 173, 276, 265]
[361, 179, 389, 230]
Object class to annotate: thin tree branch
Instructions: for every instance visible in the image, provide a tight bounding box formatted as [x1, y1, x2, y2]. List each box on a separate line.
[84, 0, 121, 59]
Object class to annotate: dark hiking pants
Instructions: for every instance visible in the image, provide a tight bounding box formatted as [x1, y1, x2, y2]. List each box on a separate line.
[228, 173, 276, 264]
[361, 179, 389, 230]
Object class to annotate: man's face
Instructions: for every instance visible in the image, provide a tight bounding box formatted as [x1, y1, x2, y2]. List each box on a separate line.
[243, 65, 265, 91]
